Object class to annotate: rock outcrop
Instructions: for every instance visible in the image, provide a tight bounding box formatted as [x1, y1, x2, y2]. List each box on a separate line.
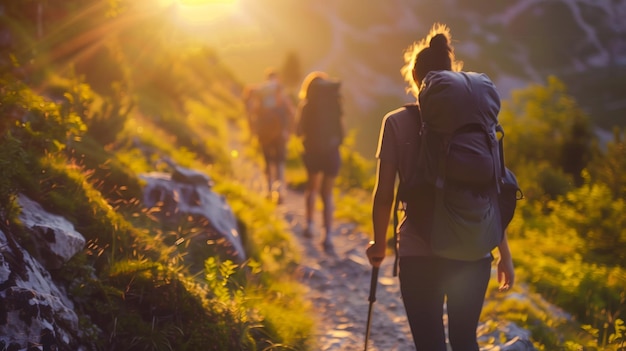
[0, 195, 85, 350]
[140, 165, 245, 270]
[0, 166, 244, 349]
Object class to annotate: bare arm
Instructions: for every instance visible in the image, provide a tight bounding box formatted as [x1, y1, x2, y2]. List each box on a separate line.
[366, 157, 397, 267]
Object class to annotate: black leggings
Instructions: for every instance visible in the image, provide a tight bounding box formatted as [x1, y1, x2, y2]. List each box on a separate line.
[399, 256, 492, 351]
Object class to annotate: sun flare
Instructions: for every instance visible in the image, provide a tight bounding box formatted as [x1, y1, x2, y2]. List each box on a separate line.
[160, 0, 237, 5]
[159, 0, 239, 26]
[179, 0, 236, 3]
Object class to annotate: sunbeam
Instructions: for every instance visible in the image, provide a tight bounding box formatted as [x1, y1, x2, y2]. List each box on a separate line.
[159, 0, 240, 27]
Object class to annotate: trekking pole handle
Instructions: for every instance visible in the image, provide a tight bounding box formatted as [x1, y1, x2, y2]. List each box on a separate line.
[368, 262, 381, 303]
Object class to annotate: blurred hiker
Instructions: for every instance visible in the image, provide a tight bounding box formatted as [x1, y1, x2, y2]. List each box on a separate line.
[296, 71, 344, 254]
[252, 68, 295, 203]
[366, 23, 515, 351]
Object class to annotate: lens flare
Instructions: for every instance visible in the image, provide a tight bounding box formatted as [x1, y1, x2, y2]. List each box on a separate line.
[160, 0, 239, 28]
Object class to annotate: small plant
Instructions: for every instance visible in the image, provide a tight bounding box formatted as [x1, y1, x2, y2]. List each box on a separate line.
[609, 319, 626, 350]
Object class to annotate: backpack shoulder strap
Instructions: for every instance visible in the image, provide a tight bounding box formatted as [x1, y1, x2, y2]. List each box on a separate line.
[403, 103, 421, 125]
[496, 124, 505, 173]
[391, 104, 421, 277]
[495, 124, 505, 192]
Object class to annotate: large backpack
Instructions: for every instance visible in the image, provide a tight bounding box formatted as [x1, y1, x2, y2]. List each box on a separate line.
[397, 71, 522, 263]
[255, 81, 288, 144]
[298, 79, 343, 152]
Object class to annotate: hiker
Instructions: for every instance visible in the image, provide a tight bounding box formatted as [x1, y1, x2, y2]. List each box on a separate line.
[252, 68, 295, 203]
[296, 71, 344, 254]
[365, 24, 515, 351]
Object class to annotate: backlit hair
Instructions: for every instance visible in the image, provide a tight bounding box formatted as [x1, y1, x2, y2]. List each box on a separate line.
[401, 23, 463, 99]
[298, 71, 329, 101]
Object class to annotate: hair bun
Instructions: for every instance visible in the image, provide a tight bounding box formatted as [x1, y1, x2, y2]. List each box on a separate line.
[429, 33, 450, 52]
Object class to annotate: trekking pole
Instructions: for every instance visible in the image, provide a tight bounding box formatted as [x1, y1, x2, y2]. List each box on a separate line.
[364, 257, 382, 351]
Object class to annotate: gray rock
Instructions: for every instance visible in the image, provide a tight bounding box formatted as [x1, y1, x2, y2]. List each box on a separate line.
[0, 229, 81, 350]
[17, 195, 86, 270]
[140, 168, 245, 266]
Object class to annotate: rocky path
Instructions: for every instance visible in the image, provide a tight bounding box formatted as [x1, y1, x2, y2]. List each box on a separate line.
[278, 188, 414, 351]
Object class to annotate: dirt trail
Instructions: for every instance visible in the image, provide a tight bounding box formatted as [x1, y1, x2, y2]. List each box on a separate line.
[227, 134, 415, 349]
[277, 188, 416, 351]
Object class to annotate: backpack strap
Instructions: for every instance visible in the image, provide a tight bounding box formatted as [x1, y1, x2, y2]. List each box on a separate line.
[495, 124, 505, 192]
[390, 104, 421, 277]
[392, 193, 400, 277]
[403, 104, 421, 125]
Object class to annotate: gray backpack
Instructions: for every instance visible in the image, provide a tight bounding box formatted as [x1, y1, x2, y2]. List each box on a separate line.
[399, 70, 521, 262]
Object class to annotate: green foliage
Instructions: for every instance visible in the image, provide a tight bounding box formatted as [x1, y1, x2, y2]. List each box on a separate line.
[215, 180, 300, 274]
[581, 319, 626, 350]
[589, 127, 626, 200]
[609, 319, 625, 349]
[493, 77, 626, 349]
[512, 160, 574, 203]
[500, 76, 595, 189]
[45, 73, 132, 146]
[247, 279, 315, 351]
[67, 134, 145, 204]
[337, 131, 376, 192]
[2, 78, 86, 154]
[334, 188, 372, 233]
[556, 180, 626, 265]
[129, 96, 233, 171]
[482, 283, 576, 350]
[101, 258, 250, 351]
[0, 78, 85, 214]
[82, 85, 134, 146]
[284, 136, 307, 190]
[0, 132, 24, 217]
[506, 191, 626, 348]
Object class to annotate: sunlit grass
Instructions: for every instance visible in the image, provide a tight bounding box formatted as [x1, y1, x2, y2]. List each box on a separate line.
[501, 194, 626, 350]
[247, 279, 316, 350]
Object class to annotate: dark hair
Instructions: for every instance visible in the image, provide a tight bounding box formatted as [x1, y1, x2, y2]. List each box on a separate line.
[413, 33, 453, 85]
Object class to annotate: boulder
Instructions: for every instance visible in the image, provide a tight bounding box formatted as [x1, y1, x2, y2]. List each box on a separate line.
[17, 195, 86, 270]
[0, 228, 83, 351]
[140, 166, 245, 269]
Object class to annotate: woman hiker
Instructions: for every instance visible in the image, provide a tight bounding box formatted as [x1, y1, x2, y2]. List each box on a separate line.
[296, 71, 345, 254]
[366, 23, 515, 351]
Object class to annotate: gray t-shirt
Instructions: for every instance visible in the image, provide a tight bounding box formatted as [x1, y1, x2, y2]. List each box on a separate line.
[376, 106, 432, 257]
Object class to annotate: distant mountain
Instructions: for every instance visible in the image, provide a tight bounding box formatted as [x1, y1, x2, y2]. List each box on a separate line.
[212, 0, 626, 155]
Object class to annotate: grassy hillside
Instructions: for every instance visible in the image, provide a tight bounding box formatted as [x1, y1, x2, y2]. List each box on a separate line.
[0, 1, 320, 349]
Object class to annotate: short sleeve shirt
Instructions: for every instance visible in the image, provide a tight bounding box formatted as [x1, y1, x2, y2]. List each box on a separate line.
[376, 106, 433, 257]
